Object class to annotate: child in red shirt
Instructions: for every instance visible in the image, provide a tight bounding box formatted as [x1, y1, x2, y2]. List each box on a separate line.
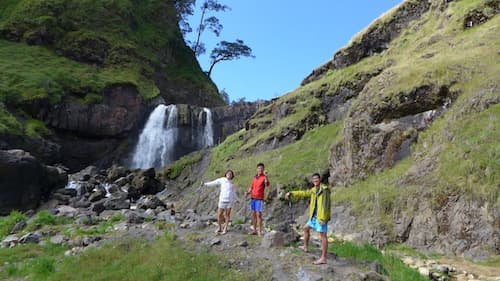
[245, 163, 270, 236]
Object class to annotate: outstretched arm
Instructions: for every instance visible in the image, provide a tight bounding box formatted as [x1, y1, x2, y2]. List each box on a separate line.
[203, 179, 221, 187]
[287, 188, 313, 201]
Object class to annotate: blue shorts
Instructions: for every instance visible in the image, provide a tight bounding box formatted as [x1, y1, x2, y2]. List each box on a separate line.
[306, 217, 328, 233]
[250, 199, 263, 212]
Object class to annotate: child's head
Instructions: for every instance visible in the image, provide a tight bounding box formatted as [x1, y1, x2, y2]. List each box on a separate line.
[225, 169, 235, 180]
[256, 163, 265, 175]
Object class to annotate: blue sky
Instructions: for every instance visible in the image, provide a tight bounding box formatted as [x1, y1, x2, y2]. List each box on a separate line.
[186, 1, 402, 102]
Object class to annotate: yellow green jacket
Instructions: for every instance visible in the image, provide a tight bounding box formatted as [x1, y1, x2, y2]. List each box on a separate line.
[290, 184, 331, 222]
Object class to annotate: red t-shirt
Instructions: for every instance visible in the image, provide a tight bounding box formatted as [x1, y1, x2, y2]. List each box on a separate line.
[250, 174, 270, 200]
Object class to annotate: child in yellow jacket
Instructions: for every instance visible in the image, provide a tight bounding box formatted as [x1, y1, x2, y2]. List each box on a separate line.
[286, 173, 331, 265]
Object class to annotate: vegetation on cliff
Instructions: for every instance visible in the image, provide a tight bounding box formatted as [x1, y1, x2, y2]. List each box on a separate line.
[181, 0, 499, 258]
[0, 0, 222, 136]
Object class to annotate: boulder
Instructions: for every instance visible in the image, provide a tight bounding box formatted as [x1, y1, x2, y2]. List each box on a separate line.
[19, 232, 41, 244]
[136, 195, 166, 210]
[1, 235, 19, 248]
[261, 230, 286, 248]
[103, 192, 130, 210]
[0, 149, 65, 214]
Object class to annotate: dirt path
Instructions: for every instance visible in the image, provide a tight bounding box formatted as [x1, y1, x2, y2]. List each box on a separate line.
[174, 221, 386, 281]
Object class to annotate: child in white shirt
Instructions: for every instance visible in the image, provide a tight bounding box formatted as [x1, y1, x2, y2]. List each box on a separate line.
[203, 170, 239, 234]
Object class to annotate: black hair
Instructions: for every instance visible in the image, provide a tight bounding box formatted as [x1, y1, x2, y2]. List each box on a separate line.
[312, 173, 321, 179]
[225, 169, 235, 180]
[256, 163, 265, 168]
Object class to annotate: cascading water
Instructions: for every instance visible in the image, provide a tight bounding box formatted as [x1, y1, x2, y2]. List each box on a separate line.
[130, 104, 178, 169]
[200, 107, 214, 148]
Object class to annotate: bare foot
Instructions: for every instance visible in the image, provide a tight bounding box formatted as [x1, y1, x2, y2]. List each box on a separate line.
[312, 259, 327, 265]
[221, 230, 227, 235]
[298, 245, 308, 253]
[215, 228, 221, 234]
[248, 231, 257, 235]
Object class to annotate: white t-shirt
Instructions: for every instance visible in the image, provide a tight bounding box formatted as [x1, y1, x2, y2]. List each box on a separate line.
[204, 177, 239, 204]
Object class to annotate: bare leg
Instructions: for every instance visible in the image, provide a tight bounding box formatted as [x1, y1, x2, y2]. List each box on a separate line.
[257, 212, 263, 236]
[319, 232, 328, 262]
[222, 208, 231, 234]
[216, 208, 223, 233]
[301, 224, 310, 252]
[250, 211, 257, 234]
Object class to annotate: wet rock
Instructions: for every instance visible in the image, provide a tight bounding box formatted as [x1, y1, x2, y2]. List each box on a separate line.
[89, 186, 106, 202]
[114, 177, 129, 187]
[53, 188, 78, 197]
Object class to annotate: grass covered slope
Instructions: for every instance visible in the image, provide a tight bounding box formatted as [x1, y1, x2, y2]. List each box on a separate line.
[178, 0, 499, 258]
[0, 0, 221, 135]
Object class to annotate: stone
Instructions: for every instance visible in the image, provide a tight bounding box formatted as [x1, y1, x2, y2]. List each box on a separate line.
[114, 177, 128, 186]
[11, 221, 27, 233]
[50, 234, 66, 245]
[210, 238, 221, 246]
[1, 235, 19, 248]
[89, 188, 106, 202]
[261, 230, 286, 248]
[107, 165, 128, 181]
[75, 214, 93, 225]
[91, 200, 106, 214]
[19, 232, 41, 244]
[144, 209, 156, 218]
[238, 241, 249, 247]
[125, 211, 145, 224]
[104, 193, 130, 210]
[136, 195, 166, 210]
[0, 150, 53, 214]
[57, 205, 78, 217]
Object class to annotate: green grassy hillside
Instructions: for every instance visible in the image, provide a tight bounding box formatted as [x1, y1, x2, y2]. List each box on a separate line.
[175, 0, 500, 258]
[0, 0, 221, 136]
[201, 0, 498, 191]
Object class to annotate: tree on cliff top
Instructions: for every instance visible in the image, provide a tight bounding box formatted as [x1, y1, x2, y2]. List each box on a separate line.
[173, 0, 254, 78]
[207, 40, 254, 77]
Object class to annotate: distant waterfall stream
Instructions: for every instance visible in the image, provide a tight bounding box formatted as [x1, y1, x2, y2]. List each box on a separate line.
[130, 104, 215, 169]
[130, 104, 178, 169]
[200, 107, 214, 148]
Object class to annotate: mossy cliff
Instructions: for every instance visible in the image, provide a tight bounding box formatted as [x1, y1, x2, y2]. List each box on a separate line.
[167, 0, 498, 260]
[0, 0, 223, 169]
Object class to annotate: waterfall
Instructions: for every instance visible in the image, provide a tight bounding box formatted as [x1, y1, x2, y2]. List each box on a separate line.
[130, 104, 178, 169]
[200, 107, 214, 148]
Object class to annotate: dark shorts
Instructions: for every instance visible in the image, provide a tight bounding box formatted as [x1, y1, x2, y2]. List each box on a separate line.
[250, 199, 263, 212]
